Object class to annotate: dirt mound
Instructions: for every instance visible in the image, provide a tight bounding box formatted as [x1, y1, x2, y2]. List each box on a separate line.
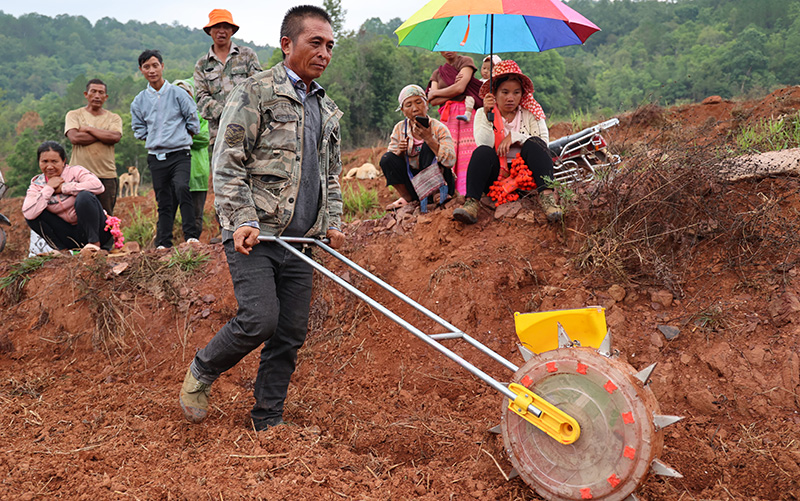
[1, 89, 800, 500]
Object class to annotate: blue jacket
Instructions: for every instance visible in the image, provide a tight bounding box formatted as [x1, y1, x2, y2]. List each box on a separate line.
[131, 80, 200, 156]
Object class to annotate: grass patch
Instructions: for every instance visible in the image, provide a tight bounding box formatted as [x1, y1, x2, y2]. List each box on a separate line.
[343, 183, 383, 222]
[543, 175, 576, 213]
[167, 247, 210, 272]
[123, 205, 156, 249]
[731, 114, 800, 154]
[693, 304, 730, 333]
[569, 109, 595, 131]
[0, 254, 58, 303]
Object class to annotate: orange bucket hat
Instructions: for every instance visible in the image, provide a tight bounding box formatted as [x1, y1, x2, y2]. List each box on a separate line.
[204, 9, 240, 35]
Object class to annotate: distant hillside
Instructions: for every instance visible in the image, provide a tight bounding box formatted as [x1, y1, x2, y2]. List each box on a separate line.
[0, 11, 275, 102]
[1, 0, 800, 175]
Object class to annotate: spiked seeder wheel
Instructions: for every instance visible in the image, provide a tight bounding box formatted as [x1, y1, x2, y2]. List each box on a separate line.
[501, 345, 679, 501]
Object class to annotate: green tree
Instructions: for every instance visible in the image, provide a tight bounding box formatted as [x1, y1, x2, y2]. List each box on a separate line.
[323, 0, 347, 38]
[5, 129, 40, 197]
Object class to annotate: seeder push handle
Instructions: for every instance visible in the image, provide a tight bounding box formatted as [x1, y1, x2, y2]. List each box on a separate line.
[256, 235, 545, 420]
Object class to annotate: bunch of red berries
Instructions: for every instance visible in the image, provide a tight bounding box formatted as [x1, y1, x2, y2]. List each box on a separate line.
[488, 154, 537, 206]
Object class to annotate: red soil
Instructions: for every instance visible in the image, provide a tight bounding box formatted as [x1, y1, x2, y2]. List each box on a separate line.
[1, 87, 800, 500]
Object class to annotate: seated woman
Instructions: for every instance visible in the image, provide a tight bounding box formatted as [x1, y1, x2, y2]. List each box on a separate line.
[22, 141, 112, 251]
[380, 84, 456, 210]
[427, 52, 483, 194]
[453, 60, 562, 225]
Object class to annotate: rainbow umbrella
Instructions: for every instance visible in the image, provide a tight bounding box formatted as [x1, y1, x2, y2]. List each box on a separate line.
[394, 0, 600, 54]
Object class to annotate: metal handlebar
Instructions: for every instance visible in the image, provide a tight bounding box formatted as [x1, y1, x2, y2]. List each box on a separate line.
[256, 235, 543, 418]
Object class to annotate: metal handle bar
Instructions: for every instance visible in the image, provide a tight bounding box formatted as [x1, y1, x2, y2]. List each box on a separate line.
[257, 235, 542, 418]
[595, 117, 620, 130]
[552, 117, 620, 161]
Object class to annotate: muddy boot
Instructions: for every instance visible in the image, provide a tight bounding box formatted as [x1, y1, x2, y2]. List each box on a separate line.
[179, 367, 211, 423]
[539, 192, 563, 223]
[453, 197, 480, 224]
[253, 416, 290, 431]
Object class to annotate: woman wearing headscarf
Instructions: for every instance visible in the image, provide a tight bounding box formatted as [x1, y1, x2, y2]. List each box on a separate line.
[452, 60, 562, 224]
[379, 85, 456, 210]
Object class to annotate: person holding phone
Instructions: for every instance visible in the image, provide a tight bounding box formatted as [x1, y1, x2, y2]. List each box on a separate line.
[380, 84, 456, 210]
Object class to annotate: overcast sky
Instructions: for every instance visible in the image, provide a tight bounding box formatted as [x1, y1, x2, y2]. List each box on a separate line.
[2, 1, 419, 47]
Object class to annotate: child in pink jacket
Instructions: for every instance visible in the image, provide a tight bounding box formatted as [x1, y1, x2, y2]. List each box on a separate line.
[23, 141, 112, 250]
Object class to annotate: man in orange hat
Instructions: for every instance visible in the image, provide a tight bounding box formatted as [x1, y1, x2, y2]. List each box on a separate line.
[194, 9, 261, 148]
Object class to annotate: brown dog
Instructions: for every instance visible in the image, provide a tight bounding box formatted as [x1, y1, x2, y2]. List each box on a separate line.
[119, 166, 140, 198]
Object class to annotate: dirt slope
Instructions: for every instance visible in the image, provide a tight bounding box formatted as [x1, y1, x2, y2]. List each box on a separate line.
[1, 88, 800, 500]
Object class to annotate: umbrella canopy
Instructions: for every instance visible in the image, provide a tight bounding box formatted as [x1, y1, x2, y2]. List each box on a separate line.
[395, 0, 600, 54]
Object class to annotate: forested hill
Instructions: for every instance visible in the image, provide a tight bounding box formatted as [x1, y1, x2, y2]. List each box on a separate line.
[560, 0, 800, 110]
[0, 11, 274, 101]
[1, 0, 799, 193]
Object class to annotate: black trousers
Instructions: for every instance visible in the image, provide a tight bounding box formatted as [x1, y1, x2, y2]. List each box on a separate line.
[148, 150, 198, 247]
[379, 145, 456, 201]
[465, 137, 554, 200]
[97, 177, 118, 216]
[26, 191, 112, 250]
[191, 240, 314, 429]
[191, 191, 207, 236]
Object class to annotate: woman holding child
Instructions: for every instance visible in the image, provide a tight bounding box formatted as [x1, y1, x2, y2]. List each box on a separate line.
[380, 85, 456, 210]
[23, 141, 112, 250]
[452, 60, 562, 225]
[427, 52, 484, 194]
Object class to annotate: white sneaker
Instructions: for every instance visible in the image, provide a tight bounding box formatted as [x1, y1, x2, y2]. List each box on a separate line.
[186, 238, 200, 244]
[156, 245, 167, 250]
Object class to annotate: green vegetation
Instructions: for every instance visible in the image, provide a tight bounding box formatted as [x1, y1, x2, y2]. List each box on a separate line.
[1, 1, 800, 193]
[0, 254, 58, 302]
[544, 176, 577, 213]
[167, 248, 210, 272]
[342, 183, 382, 222]
[731, 115, 800, 154]
[0, 12, 273, 195]
[122, 205, 156, 249]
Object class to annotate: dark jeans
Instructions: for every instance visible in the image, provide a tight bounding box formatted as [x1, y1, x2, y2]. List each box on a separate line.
[26, 191, 112, 250]
[98, 177, 118, 216]
[191, 240, 314, 429]
[465, 137, 555, 199]
[149, 150, 198, 247]
[191, 191, 208, 236]
[379, 147, 455, 201]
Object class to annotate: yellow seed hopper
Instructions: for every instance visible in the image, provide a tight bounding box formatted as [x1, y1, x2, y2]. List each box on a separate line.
[514, 306, 607, 354]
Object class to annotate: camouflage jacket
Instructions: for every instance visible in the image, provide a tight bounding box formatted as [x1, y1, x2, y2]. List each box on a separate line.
[193, 43, 261, 144]
[212, 62, 343, 238]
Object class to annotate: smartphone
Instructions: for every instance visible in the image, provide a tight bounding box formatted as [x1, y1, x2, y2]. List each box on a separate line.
[414, 115, 431, 128]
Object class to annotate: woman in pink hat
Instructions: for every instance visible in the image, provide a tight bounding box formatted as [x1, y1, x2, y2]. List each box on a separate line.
[453, 60, 561, 225]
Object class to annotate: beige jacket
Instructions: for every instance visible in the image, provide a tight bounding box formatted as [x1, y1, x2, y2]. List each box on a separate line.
[473, 107, 549, 148]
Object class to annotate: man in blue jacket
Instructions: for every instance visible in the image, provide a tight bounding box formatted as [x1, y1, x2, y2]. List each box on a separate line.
[131, 49, 201, 249]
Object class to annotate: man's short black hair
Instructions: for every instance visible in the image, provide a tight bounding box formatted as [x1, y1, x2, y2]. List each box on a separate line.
[138, 49, 163, 67]
[280, 5, 332, 59]
[86, 78, 107, 93]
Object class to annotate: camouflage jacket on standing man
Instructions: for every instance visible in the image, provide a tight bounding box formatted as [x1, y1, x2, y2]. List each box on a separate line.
[193, 42, 261, 145]
[213, 62, 343, 238]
